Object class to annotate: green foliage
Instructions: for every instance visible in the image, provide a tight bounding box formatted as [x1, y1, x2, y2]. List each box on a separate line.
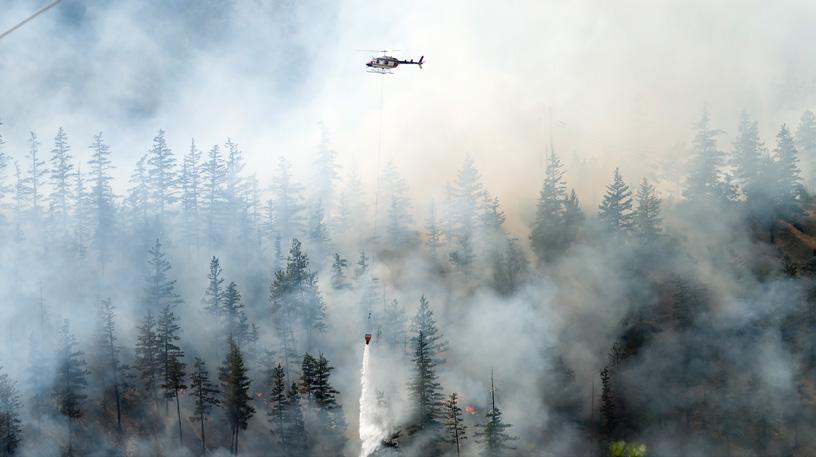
[609, 440, 646, 457]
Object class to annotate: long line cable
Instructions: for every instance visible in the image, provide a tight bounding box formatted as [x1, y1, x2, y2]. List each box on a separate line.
[0, 0, 64, 42]
[371, 73, 384, 239]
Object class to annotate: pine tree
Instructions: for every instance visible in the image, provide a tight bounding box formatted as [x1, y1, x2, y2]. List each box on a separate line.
[219, 340, 255, 455]
[203, 257, 226, 317]
[299, 353, 318, 400]
[731, 112, 765, 197]
[201, 144, 226, 248]
[474, 373, 517, 457]
[224, 138, 248, 237]
[382, 161, 417, 250]
[271, 239, 327, 353]
[134, 311, 162, 406]
[285, 382, 309, 456]
[126, 154, 150, 227]
[144, 238, 182, 311]
[25, 132, 47, 219]
[12, 161, 26, 243]
[562, 188, 583, 245]
[599, 366, 615, 440]
[268, 363, 289, 452]
[449, 155, 485, 274]
[311, 124, 341, 213]
[0, 128, 9, 218]
[425, 202, 443, 259]
[52, 320, 88, 457]
[162, 351, 187, 444]
[71, 166, 91, 255]
[157, 304, 183, 414]
[685, 108, 730, 202]
[48, 127, 74, 238]
[189, 357, 220, 455]
[330, 253, 348, 290]
[146, 129, 177, 221]
[96, 299, 123, 432]
[442, 392, 467, 457]
[268, 364, 308, 456]
[409, 296, 447, 441]
[267, 158, 305, 244]
[530, 148, 568, 263]
[382, 299, 407, 350]
[0, 366, 22, 457]
[633, 178, 662, 240]
[598, 168, 634, 235]
[87, 132, 116, 260]
[181, 139, 202, 250]
[773, 124, 804, 221]
[222, 281, 251, 344]
[307, 200, 331, 255]
[491, 237, 529, 296]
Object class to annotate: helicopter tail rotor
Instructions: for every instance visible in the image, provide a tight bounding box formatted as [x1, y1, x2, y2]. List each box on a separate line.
[418, 56, 424, 69]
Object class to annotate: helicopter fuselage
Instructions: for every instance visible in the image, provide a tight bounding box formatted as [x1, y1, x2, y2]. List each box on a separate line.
[365, 55, 424, 72]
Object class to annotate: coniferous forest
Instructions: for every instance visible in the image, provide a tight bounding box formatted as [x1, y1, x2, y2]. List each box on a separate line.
[3, 1, 816, 457]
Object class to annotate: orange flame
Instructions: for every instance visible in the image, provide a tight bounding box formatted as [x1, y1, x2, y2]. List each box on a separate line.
[466, 405, 476, 415]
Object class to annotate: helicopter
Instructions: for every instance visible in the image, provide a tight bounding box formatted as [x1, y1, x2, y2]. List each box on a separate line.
[361, 50, 424, 74]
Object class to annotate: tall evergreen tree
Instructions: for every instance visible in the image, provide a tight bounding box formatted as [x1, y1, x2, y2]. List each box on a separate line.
[25, 132, 47, 219]
[126, 154, 150, 227]
[0, 129, 9, 218]
[330, 253, 348, 290]
[222, 281, 251, 345]
[134, 311, 162, 406]
[189, 357, 220, 455]
[474, 373, 517, 457]
[267, 365, 308, 456]
[311, 124, 341, 213]
[0, 366, 22, 457]
[219, 340, 255, 455]
[201, 144, 226, 248]
[48, 127, 74, 238]
[157, 304, 183, 414]
[425, 201, 443, 260]
[562, 188, 583, 245]
[530, 148, 568, 263]
[181, 139, 203, 250]
[52, 320, 88, 457]
[685, 108, 732, 202]
[382, 298, 408, 351]
[449, 155, 485, 274]
[203, 256, 225, 317]
[146, 129, 177, 221]
[408, 296, 447, 444]
[162, 351, 187, 444]
[772, 124, 804, 221]
[95, 299, 123, 432]
[267, 158, 305, 243]
[224, 138, 248, 236]
[442, 392, 467, 457]
[598, 168, 634, 235]
[731, 111, 765, 197]
[382, 161, 417, 249]
[87, 132, 116, 260]
[144, 238, 182, 311]
[633, 178, 662, 240]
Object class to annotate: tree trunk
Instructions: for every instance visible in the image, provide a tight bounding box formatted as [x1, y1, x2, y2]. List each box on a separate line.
[176, 391, 183, 444]
[200, 410, 207, 456]
[114, 382, 122, 433]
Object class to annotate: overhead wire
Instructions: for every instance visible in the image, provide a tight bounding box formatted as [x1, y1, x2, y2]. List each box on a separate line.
[0, 0, 64, 42]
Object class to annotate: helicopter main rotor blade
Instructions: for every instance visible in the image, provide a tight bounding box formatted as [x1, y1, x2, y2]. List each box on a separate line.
[0, 0, 64, 42]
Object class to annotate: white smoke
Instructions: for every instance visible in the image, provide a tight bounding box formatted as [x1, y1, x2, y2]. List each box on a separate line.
[358, 345, 388, 457]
